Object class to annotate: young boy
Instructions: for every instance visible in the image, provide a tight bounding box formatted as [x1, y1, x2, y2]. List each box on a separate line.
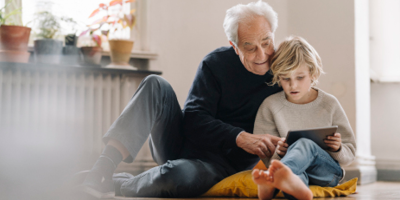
[251, 36, 356, 200]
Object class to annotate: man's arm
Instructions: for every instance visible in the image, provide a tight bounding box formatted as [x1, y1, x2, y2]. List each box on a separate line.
[183, 62, 244, 150]
[183, 61, 280, 155]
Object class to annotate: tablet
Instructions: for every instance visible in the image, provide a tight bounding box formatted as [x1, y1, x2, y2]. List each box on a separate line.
[285, 126, 338, 150]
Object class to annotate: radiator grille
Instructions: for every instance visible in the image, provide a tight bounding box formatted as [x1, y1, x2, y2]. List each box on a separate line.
[0, 67, 156, 173]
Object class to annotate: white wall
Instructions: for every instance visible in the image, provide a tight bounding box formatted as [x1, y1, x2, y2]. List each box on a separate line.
[371, 83, 400, 168]
[147, 0, 288, 106]
[286, 0, 357, 133]
[369, 0, 400, 173]
[369, 0, 400, 82]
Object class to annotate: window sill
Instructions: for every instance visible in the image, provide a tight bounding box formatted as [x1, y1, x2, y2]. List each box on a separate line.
[370, 68, 400, 83]
[27, 46, 158, 60]
[101, 50, 158, 60]
[26, 46, 157, 69]
[0, 61, 162, 75]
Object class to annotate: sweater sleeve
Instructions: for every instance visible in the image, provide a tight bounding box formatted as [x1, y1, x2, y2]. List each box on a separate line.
[327, 98, 357, 166]
[253, 98, 281, 167]
[183, 62, 244, 150]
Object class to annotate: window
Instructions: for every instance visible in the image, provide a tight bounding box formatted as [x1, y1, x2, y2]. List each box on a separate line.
[6, 0, 148, 52]
[370, 0, 400, 82]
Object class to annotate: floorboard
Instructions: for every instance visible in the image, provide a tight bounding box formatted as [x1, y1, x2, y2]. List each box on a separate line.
[97, 181, 400, 200]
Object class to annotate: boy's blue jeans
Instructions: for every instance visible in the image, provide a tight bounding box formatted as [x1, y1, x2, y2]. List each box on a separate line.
[281, 138, 343, 187]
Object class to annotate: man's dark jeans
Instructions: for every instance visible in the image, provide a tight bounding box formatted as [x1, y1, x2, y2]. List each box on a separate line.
[103, 75, 231, 197]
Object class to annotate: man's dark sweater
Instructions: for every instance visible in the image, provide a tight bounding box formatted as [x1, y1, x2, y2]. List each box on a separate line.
[182, 46, 282, 172]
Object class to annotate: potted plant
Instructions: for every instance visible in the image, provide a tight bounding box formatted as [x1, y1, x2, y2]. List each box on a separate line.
[65, 33, 77, 46]
[62, 17, 80, 46]
[79, 30, 103, 66]
[0, 1, 31, 63]
[61, 17, 81, 65]
[32, 11, 64, 64]
[87, 0, 136, 69]
[62, 34, 81, 65]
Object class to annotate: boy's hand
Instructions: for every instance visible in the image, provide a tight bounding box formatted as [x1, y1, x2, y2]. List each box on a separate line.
[324, 133, 342, 152]
[276, 137, 288, 157]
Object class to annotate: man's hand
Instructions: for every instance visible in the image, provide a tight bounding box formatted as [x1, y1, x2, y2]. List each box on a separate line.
[324, 133, 342, 152]
[276, 138, 288, 157]
[236, 132, 280, 158]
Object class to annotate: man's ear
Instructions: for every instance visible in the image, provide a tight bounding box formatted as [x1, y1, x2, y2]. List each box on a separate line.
[229, 41, 239, 55]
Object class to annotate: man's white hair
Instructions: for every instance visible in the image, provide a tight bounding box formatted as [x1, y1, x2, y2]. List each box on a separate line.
[223, 0, 278, 47]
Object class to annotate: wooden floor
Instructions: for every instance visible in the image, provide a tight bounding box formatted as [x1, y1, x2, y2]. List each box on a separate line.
[105, 181, 400, 200]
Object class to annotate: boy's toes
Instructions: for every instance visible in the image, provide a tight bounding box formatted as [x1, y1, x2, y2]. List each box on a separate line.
[252, 169, 261, 178]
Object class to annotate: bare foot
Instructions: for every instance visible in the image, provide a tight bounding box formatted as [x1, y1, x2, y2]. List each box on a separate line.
[268, 160, 313, 200]
[252, 169, 275, 200]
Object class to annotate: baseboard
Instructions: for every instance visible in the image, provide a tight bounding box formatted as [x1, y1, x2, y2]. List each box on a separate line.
[343, 165, 377, 185]
[342, 155, 377, 185]
[376, 159, 400, 181]
[377, 169, 400, 181]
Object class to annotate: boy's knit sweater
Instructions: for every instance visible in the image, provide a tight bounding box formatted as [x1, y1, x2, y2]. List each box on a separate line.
[254, 88, 357, 167]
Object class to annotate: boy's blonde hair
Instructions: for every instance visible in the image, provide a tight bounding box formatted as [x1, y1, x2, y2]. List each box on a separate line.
[270, 36, 324, 86]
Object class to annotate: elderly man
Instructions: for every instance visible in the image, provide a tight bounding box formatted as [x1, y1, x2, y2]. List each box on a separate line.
[82, 1, 282, 198]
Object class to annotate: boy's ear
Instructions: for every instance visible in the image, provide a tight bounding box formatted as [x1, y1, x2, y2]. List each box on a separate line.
[230, 41, 240, 55]
[311, 75, 317, 85]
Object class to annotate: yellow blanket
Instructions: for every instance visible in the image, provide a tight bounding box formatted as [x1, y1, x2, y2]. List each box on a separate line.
[202, 170, 357, 198]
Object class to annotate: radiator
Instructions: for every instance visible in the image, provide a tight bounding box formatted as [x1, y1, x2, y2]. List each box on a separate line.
[0, 66, 157, 174]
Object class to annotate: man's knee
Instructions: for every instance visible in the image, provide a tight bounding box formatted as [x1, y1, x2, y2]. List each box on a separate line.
[140, 75, 175, 98]
[142, 75, 170, 90]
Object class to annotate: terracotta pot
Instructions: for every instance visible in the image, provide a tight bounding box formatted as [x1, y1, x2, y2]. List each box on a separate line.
[108, 39, 134, 66]
[80, 46, 103, 66]
[0, 50, 30, 63]
[0, 25, 31, 51]
[34, 39, 63, 64]
[0, 25, 32, 63]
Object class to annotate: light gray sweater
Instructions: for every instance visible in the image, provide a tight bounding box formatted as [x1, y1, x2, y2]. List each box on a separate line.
[254, 88, 356, 167]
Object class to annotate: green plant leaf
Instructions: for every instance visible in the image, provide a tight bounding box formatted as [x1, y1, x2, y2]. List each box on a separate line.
[0, 0, 22, 26]
[34, 11, 61, 39]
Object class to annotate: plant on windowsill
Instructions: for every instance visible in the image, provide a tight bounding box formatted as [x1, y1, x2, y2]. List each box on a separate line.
[79, 30, 103, 66]
[0, 0, 31, 63]
[62, 17, 80, 46]
[85, 0, 137, 69]
[31, 11, 64, 64]
[60, 18, 82, 65]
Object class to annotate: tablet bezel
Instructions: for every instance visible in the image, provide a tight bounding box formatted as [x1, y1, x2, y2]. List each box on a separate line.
[285, 126, 338, 150]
